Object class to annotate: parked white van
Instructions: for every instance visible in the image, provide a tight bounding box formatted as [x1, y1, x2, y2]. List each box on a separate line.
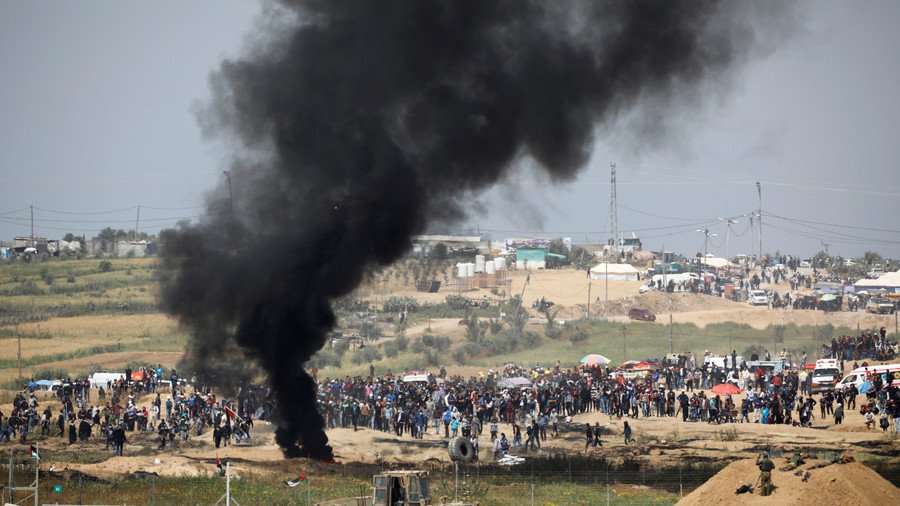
[835, 363, 900, 392]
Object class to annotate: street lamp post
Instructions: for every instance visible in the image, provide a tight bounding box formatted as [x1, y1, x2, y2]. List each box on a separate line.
[696, 228, 718, 266]
[718, 218, 738, 261]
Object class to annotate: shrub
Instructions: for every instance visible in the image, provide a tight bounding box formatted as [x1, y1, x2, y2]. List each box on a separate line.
[422, 350, 440, 366]
[421, 334, 451, 352]
[98, 260, 113, 272]
[451, 349, 467, 364]
[394, 333, 409, 352]
[351, 346, 382, 365]
[445, 294, 471, 311]
[569, 329, 589, 344]
[67, 272, 76, 283]
[488, 318, 504, 335]
[32, 368, 69, 380]
[333, 297, 369, 314]
[383, 342, 400, 358]
[383, 296, 419, 313]
[359, 321, 382, 340]
[546, 326, 563, 340]
[411, 340, 426, 354]
[522, 331, 541, 347]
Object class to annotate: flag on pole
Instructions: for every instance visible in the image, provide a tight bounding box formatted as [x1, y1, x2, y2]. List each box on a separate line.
[216, 453, 221, 467]
[224, 406, 237, 427]
[285, 473, 310, 487]
[30, 445, 40, 462]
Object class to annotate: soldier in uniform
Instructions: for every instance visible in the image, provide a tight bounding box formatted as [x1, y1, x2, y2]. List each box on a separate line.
[756, 451, 775, 496]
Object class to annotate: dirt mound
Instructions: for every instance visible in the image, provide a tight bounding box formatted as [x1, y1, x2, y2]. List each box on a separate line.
[678, 457, 899, 505]
[593, 292, 740, 318]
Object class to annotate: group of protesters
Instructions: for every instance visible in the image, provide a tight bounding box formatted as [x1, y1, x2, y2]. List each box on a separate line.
[2, 367, 270, 457]
[823, 329, 897, 362]
[314, 342, 900, 459]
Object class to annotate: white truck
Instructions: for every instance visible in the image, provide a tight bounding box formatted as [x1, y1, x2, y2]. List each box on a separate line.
[809, 359, 841, 393]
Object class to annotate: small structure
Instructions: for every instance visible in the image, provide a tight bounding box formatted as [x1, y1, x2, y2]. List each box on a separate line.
[589, 262, 640, 280]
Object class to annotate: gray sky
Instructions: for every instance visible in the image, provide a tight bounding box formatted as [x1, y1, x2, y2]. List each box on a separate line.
[1, 1, 899, 259]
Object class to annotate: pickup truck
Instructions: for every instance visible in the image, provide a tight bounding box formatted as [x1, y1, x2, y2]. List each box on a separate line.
[866, 297, 895, 315]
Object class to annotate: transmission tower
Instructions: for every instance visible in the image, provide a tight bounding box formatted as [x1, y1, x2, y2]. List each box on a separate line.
[609, 162, 619, 260]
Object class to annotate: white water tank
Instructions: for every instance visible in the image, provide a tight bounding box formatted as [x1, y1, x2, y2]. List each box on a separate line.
[457, 263, 467, 278]
[475, 255, 485, 273]
[466, 263, 475, 277]
[485, 261, 496, 274]
[494, 257, 507, 271]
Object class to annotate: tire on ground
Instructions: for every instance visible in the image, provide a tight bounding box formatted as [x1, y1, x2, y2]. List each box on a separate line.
[448, 436, 474, 462]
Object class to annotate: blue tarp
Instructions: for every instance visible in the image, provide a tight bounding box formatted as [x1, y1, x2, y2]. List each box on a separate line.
[859, 380, 872, 395]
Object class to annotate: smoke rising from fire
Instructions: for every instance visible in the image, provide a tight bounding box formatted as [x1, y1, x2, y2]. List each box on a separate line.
[160, 0, 795, 459]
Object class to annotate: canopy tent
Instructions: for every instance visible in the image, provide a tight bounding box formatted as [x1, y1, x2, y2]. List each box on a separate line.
[497, 377, 532, 388]
[702, 257, 730, 268]
[854, 270, 900, 293]
[710, 383, 741, 395]
[590, 263, 640, 281]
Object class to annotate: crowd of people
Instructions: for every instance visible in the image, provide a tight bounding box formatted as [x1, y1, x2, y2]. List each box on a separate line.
[315, 349, 900, 460]
[0, 366, 269, 456]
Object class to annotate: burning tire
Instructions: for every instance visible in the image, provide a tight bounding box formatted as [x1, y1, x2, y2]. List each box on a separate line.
[448, 436, 474, 462]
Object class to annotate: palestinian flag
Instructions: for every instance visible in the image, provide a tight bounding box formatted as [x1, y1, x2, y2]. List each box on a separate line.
[285, 473, 310, 487]
[30, 445, 40, 462]
[224, 406, 237, 426]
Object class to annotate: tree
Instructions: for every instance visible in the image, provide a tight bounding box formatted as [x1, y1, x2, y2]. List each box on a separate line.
[63, 233, 76, 242]
[430, 243, 448, 260]
[863, 251, 883, 266]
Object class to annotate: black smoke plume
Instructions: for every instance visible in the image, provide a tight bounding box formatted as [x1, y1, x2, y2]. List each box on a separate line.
[160, 1, 794, 459]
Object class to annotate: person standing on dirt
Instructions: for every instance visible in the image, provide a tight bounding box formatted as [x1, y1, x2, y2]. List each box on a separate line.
[584, 423, 594, 450]
[756, 451, 775, 496]
[623, 421, 635, 445]
[593, 423, 604, 447]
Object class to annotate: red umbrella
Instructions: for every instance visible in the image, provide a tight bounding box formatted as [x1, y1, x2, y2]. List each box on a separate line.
[710, 383, 741, 395]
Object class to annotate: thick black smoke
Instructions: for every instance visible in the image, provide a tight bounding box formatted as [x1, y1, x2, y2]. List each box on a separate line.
[160, 0, 793, 459]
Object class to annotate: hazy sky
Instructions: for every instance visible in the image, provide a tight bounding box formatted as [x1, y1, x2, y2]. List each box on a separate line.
[1, 1, 899, 259]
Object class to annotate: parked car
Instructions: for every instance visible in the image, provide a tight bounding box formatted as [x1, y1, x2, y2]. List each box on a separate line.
[866, 297, 896, 314]
[628, 307, 656, 321]
[748, 290, 769, 306]
[867, 267, 885, 279]
[799, 259, 811, 268]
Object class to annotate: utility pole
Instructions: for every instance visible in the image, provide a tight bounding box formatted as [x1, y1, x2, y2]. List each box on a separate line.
[604, 260, 608, 302]
[586, 281, 592, 320]
[30, 205, 34, 242]
[133, 204, 141, 241]
[669, 314, 674, 353]
[621, 326, 627, 361]
[223, 171, 234, 224]
[756, 181, 763, 260]
[609, 162, 618, 263]
[16, 322, 21, 381]
[748, 214, 754, 263]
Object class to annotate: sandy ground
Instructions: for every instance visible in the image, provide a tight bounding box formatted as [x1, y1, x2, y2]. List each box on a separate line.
[678, 458, 899, 505]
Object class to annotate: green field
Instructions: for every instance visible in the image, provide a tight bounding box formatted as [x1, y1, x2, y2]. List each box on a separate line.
[0, 257, 859, 383]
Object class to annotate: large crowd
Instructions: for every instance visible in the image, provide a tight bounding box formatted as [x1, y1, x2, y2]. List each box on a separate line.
[2, 345, 898, 461]
[0, 366, 269, 456]
[316, 349, 900, 459]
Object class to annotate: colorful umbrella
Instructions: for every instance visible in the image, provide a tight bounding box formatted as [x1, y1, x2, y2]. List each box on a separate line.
[581, 354, 611, 366]
[710, 383, 742, 395]
[819, 294, 837, 302]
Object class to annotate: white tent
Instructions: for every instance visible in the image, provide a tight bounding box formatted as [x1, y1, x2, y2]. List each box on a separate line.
[854, 269, 900, 293]
[590, 263, 640, 281]
[701, 257, 730, 268]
